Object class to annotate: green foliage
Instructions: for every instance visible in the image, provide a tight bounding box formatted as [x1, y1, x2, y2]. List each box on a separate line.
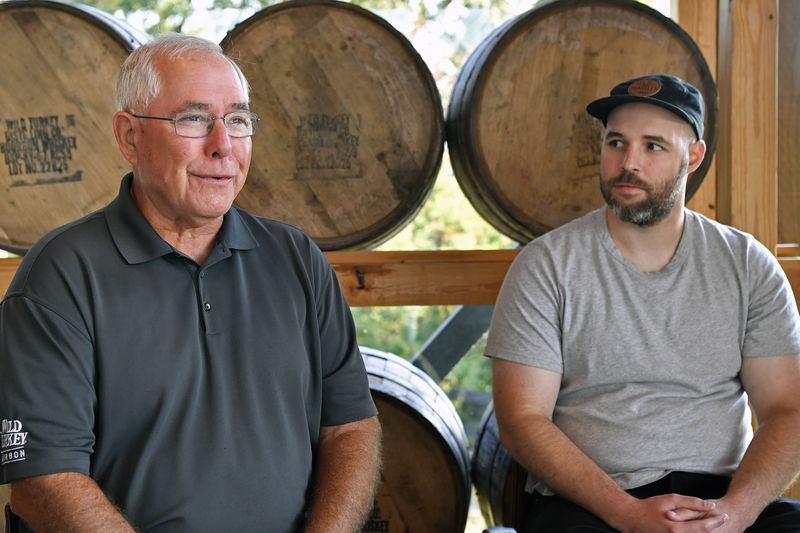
[72, 0, 524, 35]
[377, 157, 515, 251]
[444, 343, 493, 445]
[81, 0, 194, 33]
[353, 305, 455, 359]
[442, 334, 491, 391]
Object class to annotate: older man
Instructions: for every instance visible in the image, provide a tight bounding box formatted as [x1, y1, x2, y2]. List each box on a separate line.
[0, 34, 380, 532]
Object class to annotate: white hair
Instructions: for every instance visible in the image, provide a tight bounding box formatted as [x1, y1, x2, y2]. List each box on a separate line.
[115, 33, 250, 113]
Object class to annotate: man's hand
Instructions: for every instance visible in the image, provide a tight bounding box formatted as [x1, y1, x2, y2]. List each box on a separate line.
[612, 494, 727, 533]
[668, 497, 758, 533]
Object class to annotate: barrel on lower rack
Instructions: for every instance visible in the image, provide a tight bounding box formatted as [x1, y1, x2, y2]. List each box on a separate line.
[360, 346, 470, 532]
[472, 401, 530, 529]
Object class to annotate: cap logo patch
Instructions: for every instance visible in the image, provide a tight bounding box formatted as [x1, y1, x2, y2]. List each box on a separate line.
[628, 79, 661, 97]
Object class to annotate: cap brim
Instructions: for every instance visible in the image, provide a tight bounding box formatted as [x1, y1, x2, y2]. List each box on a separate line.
[586, 95, 698, 138]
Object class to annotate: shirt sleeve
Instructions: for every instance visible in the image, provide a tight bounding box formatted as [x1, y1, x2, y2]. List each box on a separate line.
[742, 239, 800, 357]
[484, 242, 564, 373]
[312, 250, 378, 427]
[0, 294, 95, 483]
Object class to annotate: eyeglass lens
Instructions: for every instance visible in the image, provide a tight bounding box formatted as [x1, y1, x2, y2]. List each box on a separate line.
[174, 111, 258, 138]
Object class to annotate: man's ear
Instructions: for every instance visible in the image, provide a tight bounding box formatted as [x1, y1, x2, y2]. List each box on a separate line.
[113, 112, 138, 165]
[687, 139, 707, 174]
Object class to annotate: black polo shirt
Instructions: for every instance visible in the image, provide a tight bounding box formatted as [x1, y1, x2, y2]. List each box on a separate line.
[0, 174, 376, 531]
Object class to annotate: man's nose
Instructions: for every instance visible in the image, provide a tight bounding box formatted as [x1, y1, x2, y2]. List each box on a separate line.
[621, 146, 640, 173]
[206, 118, 232, 158]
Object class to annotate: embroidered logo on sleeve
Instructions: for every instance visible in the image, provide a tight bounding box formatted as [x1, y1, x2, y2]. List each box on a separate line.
[1, 419, 28, 465]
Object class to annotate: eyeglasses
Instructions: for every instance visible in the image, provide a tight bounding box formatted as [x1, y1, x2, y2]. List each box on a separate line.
[130, 110, 260, 138]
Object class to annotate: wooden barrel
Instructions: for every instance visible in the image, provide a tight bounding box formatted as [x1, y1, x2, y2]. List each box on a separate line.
[778, 0, 800, 244]
[472, 402, 529, 529]
[360, 346, 470, 532]
[0, 1, 148, 254]
[447, 0, 717, 243]
[220, 0, 444, 250]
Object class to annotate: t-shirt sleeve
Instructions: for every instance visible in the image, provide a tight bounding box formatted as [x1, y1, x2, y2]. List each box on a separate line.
[742, 239, 800, 357]
[313, 252, 377, 427]
[0, 295, 95, 483]
[484, 243, 564, 373]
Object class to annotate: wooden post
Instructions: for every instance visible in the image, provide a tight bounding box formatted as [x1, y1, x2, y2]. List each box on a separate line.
[778, 0, 800, 244]
[679, 0, 718, 220]
[716, 0, 779, 252]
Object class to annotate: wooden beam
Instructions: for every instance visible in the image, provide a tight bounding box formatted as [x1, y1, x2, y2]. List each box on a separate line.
[326, 250, 516, 306]
[778, 243, 800, 257]
[716, 0, 779, 251]
[679, 0, 719, 221]
[3, 251, 800, 308]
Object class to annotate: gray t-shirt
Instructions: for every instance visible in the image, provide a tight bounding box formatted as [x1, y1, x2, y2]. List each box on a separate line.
[485, 207, 800, 493]
[0, 174, 377, 531]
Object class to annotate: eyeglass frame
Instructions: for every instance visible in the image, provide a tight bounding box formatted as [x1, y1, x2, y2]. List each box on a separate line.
[129, 110, 260, 138]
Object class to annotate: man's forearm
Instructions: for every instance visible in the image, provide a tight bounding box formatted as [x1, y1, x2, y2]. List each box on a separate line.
[722, 407, 800, 524]
[10, 472, 136, 532]
[305, 417, 382, 532]
[499, 413, 638, 528]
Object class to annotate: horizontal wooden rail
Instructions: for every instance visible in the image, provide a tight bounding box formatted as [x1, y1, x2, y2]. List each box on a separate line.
[2, 249, 800, 307]
[777, 243, 800, 257]
[326, 250, 517, 306]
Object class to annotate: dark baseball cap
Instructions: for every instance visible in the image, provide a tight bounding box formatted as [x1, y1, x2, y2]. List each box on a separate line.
[586, 73, 705, 140]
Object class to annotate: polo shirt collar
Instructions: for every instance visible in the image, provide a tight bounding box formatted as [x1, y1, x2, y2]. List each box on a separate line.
[106, 173, 258, 265]
[216, 206, 259, 253]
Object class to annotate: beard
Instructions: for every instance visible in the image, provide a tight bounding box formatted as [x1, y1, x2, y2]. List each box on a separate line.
[600, 156, 689, 227]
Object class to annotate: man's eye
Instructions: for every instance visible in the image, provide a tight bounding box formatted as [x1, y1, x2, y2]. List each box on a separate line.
[178, 114, 207, 123]
[227, 114, 250, 126]
[648, 143, 663, 151]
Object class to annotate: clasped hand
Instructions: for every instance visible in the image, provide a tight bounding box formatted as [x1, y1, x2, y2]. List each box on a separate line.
[618, 494, 748, 533]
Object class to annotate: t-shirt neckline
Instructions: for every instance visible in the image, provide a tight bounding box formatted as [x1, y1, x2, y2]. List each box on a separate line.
[594, 206, 693, 277]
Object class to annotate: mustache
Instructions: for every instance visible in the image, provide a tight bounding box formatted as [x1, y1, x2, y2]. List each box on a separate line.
[607, 171, 652, 191]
